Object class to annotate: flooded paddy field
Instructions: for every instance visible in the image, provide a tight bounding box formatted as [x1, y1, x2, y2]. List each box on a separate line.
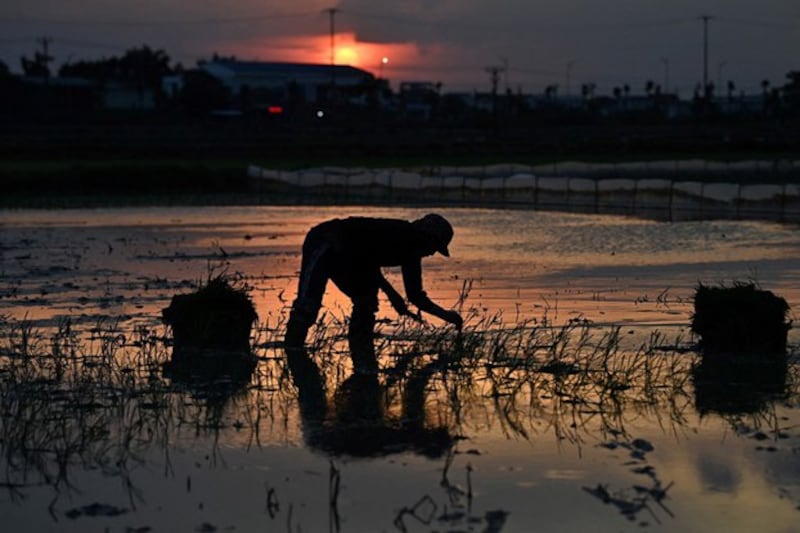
[1, 205, 800, 532]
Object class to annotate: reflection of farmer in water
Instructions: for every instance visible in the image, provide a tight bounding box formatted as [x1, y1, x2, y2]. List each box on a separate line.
[285, 345, 453, 458]
[285, 214, 463, 370]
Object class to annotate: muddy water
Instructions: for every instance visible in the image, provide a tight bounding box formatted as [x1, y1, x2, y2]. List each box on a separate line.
[4, 206, 800, 332]
[1, 205, 800, 532]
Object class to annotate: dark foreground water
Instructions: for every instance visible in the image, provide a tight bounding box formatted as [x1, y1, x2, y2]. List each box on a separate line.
[1, 206, 799, 532]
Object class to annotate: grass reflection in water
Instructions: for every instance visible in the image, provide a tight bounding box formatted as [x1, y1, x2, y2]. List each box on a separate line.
[0, 287, 797, 529]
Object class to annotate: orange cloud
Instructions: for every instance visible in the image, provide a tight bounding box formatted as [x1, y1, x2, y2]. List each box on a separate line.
[226, 32, 419, 76]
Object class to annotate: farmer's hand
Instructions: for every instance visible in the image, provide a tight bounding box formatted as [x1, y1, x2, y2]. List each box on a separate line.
[442, 310, 463, 331]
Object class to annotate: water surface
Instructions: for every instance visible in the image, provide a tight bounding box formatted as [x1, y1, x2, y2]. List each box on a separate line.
[1, 206, 799, 532]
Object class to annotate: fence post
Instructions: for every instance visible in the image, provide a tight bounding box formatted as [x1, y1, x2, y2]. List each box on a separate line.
[668, 180, 675, 222]
[736, 183, 742, 219]
[781, 182, 788, 223]
[699, 182, 705, 219]
[594, 178, 600, 214]
[566, 177, 571, 210]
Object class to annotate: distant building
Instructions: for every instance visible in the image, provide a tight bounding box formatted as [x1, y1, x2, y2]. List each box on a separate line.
[199, 60, 375, 106]
[397, 82, 441, 119]
[102, 81, 157, 110]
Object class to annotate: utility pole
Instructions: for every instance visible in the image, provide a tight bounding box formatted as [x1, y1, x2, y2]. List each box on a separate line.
[324, 8, 337, 67]
[701, 15, 712, 91]
[324, 8, 338, 89]
[499, 56, 509, 93]
[37, 36, 53, 79]
[485, 65, 505, 116]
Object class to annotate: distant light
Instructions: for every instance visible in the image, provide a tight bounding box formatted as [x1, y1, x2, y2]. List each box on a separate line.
[381, 56, 389, 65]
[316, 110, 325, 119]
[268, 106, 283, 114]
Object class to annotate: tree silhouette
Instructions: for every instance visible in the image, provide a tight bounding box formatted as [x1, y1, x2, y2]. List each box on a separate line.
[581, 82, 596, 100]
[60, 46, 172, 85]
[784, 71, 800, 110]
[60, 58, 116, 81]
[20, 51, 51, 78]
[59, 45, 173, 106]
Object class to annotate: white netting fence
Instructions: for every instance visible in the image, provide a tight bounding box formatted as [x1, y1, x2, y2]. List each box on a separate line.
[246, 159, 800, 222]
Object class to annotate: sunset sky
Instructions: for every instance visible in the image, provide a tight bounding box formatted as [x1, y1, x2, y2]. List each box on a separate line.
[1, 1, 798, 96]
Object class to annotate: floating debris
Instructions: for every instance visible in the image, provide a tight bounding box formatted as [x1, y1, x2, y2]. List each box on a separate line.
[65, 502, 128, 519]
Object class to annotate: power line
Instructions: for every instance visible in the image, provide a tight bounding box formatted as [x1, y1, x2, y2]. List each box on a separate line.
[0, 10, 700, 33]
[715, 16, 800, 30]
[54, 38, 130, 52]
[342, 9, 697, 33]
[0, 37, 37, 45]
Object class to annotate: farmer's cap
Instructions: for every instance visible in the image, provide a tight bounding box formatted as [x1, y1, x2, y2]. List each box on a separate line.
[413, 213, 453, 257]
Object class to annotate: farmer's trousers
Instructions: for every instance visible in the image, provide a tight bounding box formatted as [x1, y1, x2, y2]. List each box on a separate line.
[286, 224, 380, 369]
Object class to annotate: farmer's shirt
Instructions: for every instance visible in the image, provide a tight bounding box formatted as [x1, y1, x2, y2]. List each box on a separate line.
[314, 216, 437, 306]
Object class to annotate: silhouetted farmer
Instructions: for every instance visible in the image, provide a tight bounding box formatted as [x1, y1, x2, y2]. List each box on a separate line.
[285, 214, 462, 369]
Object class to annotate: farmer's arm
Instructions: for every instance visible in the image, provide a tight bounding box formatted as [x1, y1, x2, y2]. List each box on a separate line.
[378, 272, 420, 320]
[401, 261, 462, 329]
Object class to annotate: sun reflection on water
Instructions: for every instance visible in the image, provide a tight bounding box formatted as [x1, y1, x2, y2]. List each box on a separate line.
[1, 205, 800, 531]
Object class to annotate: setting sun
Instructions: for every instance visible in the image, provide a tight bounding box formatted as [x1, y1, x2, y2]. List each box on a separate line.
[328, 33, 419, 76]
[231, 32, 422, 79]
[335, 46, 358, 65]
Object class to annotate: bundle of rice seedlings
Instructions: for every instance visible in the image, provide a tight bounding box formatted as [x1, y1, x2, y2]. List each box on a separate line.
[691, 282, 790, 357]
[162, 275, 257, 356]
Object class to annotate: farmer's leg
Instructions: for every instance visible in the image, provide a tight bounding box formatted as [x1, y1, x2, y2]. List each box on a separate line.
[331, 269, 380, 372]
[286, 227, 332, 348]
[349, 295, 379, 372]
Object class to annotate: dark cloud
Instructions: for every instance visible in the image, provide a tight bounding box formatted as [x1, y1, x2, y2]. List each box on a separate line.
[1, 0, 797, 92]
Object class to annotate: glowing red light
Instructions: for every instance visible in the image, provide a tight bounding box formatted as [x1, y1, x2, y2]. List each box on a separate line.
[268, 106, 283, 114]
